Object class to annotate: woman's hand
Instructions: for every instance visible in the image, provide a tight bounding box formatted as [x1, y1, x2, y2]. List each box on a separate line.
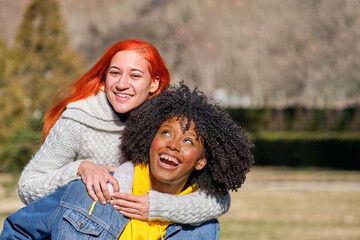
[77, 161, 119, 204]
[110, 192, 149, 220]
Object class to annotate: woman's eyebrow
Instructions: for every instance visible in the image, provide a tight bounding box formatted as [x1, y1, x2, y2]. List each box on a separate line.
[108, 66, 144, 74]
[160, 124, 173, 129]
[185, 132, 197, 137]
[109, 66, 120, 70]
[131, 68, 144, 74]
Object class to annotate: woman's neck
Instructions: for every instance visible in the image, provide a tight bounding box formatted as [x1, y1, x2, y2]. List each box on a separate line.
[149, 174, 186, 195]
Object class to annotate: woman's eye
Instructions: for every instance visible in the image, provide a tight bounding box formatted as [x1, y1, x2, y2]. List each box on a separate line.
[184, 139, 194, 145]
[161, 130, 171, 136]
[131, 74, 141, 79]
[109, 71, 120, 76]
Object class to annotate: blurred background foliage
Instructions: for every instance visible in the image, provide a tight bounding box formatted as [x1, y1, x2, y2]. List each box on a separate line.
[0, 0, 85, 172]
[0, 0, 359, 173]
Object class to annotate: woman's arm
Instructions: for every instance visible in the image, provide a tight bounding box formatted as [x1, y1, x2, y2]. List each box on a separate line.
[18, 117, 82, 205]
[112, 190, 230, 224]
[147, 190, 231, 224]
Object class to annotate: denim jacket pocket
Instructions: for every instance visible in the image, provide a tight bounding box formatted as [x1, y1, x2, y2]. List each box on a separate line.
[63, 209, 104, 236]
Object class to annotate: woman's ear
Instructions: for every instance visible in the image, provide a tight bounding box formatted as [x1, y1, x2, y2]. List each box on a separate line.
[195, 156, 207, 170]
[149, 77, 160, 94]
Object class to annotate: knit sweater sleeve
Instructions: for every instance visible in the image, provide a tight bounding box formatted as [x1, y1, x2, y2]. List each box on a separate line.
[18, 117, 83, 205]
[107, 161, 135, 195]
[148, 190, 230, 224]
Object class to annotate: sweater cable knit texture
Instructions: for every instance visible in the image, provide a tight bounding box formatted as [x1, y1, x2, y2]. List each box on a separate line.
[18, 91, 230, 224]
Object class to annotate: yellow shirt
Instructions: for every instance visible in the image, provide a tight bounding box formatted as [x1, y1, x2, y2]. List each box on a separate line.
[119, 163, 195, 240]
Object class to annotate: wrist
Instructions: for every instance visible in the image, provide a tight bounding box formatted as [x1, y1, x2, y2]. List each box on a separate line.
[77, 160, 88, 177]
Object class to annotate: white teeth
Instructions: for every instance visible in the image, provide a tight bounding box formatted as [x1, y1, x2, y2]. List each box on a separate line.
[160, 154, 179, 165]
[116, 93, 131, 98]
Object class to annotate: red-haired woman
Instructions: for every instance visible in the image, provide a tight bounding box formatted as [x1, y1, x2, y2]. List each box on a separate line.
[17, 39, 230, 224]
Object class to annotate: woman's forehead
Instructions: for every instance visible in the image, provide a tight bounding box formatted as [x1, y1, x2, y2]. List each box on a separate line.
[110, 50, 149, 70]
[162, 116, 192, 128]
[161, 116, 203, 139]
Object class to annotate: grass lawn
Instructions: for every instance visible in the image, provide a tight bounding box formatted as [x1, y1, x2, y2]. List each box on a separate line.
[1, 167, 360, 239]
[219, 167, 360, 240]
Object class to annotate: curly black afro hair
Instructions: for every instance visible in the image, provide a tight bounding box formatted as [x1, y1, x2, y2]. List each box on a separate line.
[121, 82, 254, 195]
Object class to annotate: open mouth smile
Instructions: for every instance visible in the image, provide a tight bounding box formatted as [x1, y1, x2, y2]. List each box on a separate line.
[159, 153, 181, 168]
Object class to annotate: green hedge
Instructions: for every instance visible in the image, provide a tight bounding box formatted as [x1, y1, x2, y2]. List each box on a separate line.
[251, 132, 360, 170]
[226, 106, 360, 132]
[1, 121, 359, 173]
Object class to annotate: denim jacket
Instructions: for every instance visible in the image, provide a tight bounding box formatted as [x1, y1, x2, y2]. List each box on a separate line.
[1, 179, 219, 240]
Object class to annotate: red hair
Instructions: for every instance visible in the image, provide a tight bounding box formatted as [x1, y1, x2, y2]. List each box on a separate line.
[42, 39, 170, 143]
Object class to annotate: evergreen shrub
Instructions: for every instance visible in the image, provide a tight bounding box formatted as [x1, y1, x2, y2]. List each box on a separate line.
[251, 132, 360, 170]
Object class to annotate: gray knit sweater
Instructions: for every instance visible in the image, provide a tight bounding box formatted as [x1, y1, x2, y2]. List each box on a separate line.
[18, 91, 230, 224]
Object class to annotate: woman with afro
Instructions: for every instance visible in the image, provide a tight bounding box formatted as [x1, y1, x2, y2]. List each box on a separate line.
[1, 82, 254, 240]
[120, 81, 254, 196]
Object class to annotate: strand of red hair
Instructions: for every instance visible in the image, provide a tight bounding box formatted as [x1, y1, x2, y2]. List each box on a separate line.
[42, 39, 170, 143]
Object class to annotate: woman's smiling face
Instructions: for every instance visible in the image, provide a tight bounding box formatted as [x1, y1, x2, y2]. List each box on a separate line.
[105, 50, 159, 114]
[149, 117, 207, 194]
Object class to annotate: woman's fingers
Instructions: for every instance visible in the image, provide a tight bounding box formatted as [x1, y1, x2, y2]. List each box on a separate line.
[78, 161, 119, 204]
[110, 193, 149, 219]
[112, 200, 148, 220]
[118, 211, 145, 220]
[112, 198, 139, 212]
[107, 166, 117, 173]
[85, 175, 116, 204]
[107, 175, 120, 194]
[85, 181, 98, 201]
[112, 192, 147, 202]
[94, 181, 106, 204]
[100, 174, 121, 202]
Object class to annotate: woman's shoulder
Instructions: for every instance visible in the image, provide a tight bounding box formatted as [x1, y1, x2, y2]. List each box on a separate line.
[61, 91, 124, 131]
[65, 91, 113, 119]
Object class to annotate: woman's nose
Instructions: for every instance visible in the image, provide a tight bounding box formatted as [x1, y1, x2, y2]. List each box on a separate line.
[168, 138, 180, 152]
[116, 74, 130, 90]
